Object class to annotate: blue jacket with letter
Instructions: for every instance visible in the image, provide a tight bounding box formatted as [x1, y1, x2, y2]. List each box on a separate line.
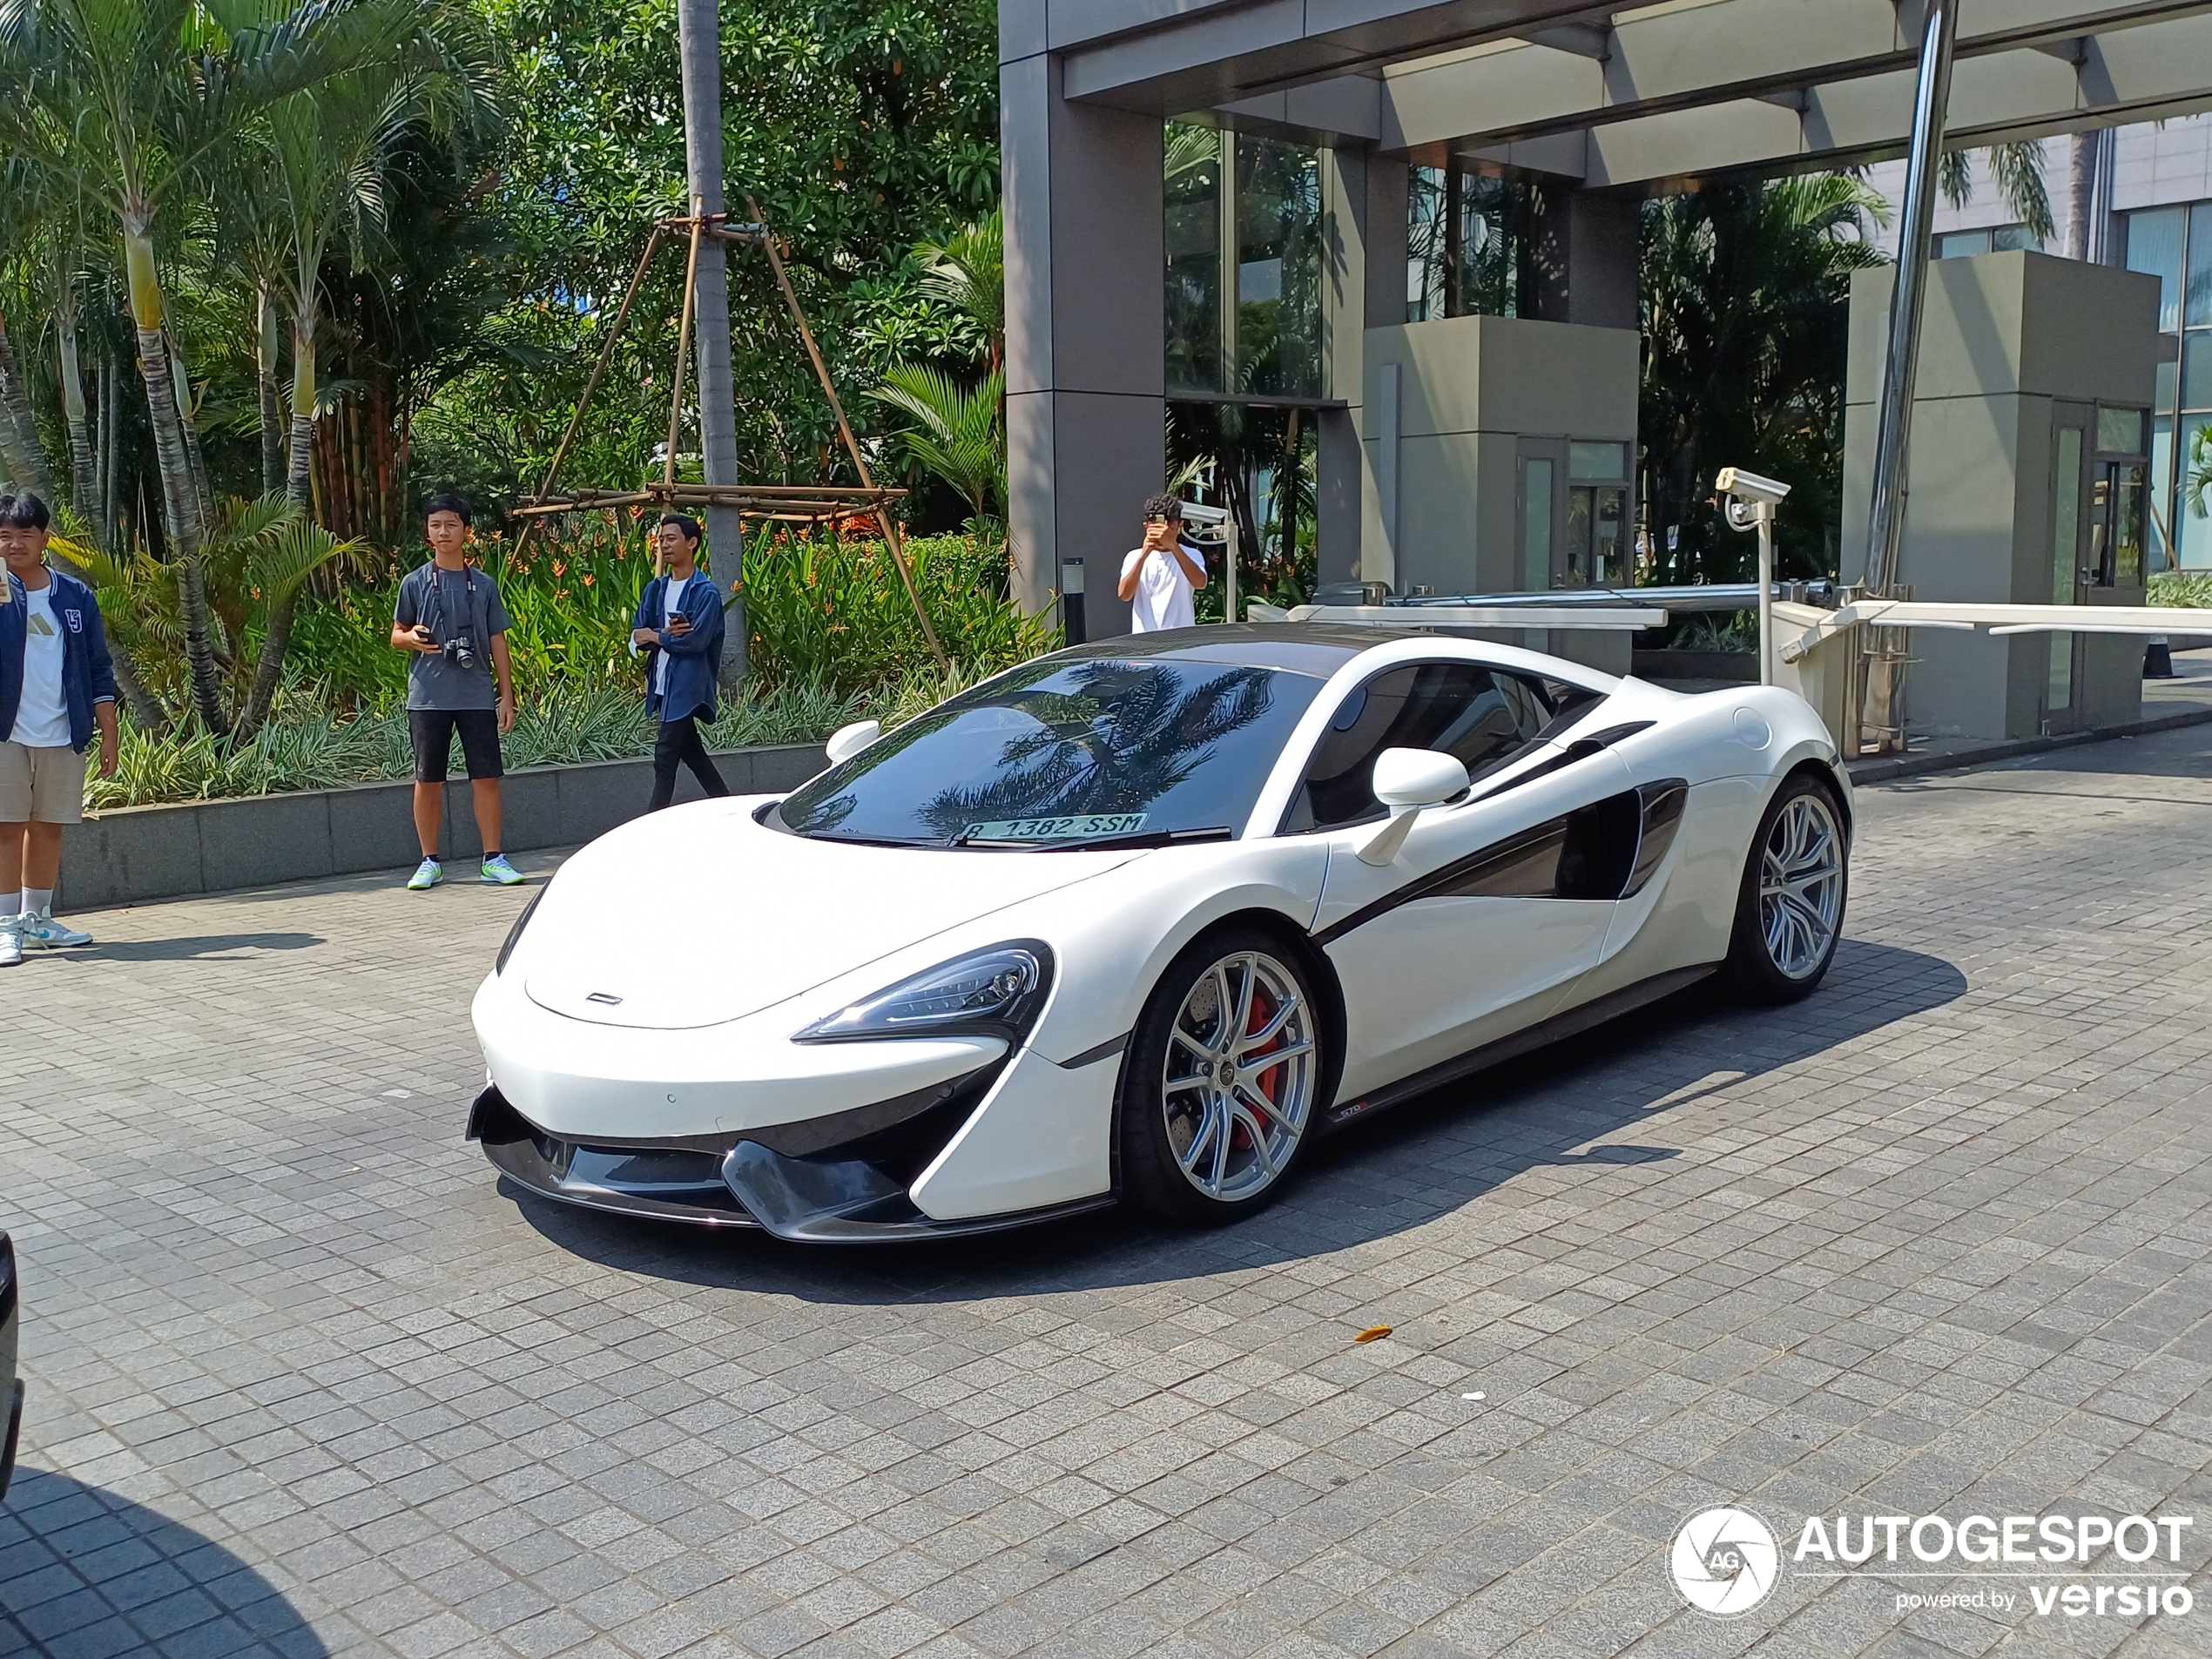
[0, 565, 118, 754]
[631, 570, 725, 723]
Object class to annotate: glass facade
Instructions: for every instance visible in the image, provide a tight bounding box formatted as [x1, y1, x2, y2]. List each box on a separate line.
[1934, 224, 2042, 260]
[2125, 203, 2212, 570]
[1164, 125, 1223, 394]
[1163, 124, 1323, 399]
[1406, 169, 1529, 322]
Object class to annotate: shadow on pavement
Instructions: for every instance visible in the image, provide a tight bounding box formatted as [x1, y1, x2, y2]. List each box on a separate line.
[511, 938, 1969, 1303]
[0, 1467, 327, 1658]
[57, 932, 324, 962]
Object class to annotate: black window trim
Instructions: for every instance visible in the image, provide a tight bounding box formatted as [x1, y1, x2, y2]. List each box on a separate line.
[1271, 656, 1589, 838]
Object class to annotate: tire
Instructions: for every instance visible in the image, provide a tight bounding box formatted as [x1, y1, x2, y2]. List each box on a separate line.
[1724, 771, 1850, 1004]
[1120, 927, 1326, 1224]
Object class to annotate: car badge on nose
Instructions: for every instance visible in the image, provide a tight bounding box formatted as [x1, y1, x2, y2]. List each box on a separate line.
[586, 991, 623, 1006]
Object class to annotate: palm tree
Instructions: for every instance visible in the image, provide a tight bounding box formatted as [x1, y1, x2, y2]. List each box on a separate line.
[914, 209, 1003, 374]
[1641, 172, 1888, 583]
[0, 165, 59, 501]
[255, 60, 457, 509]
[0, 0, 409, 732]
[1940, 141, 2054, 245]
[867, 364, 1004, 527]
[60, 491, 364, 737]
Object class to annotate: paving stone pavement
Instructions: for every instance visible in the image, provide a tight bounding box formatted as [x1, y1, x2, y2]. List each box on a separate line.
[4, 728, 2212, 1659]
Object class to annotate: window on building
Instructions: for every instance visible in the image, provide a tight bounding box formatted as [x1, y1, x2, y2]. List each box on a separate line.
[1163, 125, 1323, 399]
[1565, 442, 1630, 588]
[1239, 138, 1323, 399]
[2092, 407, 2151, 589]
[2125, 202, 2212, 571]
[1934, 225, 2043, 260]
[1164, 125, 1224, 395]
[1407, 169, 1529, 322]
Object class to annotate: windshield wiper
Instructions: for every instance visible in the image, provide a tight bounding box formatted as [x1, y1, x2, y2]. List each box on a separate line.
[950, 826, 1232, 851]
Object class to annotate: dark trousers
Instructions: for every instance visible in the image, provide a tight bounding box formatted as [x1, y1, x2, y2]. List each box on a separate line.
[650, 714, 730, 811]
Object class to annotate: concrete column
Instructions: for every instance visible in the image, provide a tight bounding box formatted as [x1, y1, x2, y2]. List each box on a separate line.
[1527, 186, 1639, 331]
[1316, 146, 1379, 589]
[1002, 12, 1164, 638]
[1355, 158, 1409, 585]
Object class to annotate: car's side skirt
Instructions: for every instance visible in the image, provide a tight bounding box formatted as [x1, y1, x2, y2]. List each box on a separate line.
[1320, 963, 1718, 1133]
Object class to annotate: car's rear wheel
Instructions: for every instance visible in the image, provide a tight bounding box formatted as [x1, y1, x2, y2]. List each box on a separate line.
[1724, 772, 1848, 1002]
[1122, 929, 1324, 1224]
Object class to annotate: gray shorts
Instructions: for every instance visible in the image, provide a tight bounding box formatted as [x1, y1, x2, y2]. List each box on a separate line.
[0, 741, 86, 825]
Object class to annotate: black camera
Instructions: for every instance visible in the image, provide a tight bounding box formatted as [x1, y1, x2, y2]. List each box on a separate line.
[442, 635, 476, 671]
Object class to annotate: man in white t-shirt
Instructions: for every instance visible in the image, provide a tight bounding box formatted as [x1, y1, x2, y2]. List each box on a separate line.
[0, 492, 120, 964]
[1117, 494, 1208, 632]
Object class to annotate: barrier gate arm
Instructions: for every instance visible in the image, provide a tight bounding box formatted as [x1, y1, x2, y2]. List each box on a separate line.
[1777, 601, 2212, 664]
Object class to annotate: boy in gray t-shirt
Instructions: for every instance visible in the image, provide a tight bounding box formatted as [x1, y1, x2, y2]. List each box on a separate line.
[388, 495, 523, 888]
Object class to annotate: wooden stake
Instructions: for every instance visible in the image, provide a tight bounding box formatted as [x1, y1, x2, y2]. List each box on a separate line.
[746, 195, 948, 671]
[509, 224, 666, 570]
[658, 210, 709, 577]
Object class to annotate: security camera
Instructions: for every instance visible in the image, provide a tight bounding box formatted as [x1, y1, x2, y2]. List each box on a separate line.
[1714, 467, 1791, 508]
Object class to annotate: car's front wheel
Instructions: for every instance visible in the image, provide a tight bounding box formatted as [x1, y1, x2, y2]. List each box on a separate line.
[1121, 929, 1325, 1224]
[1724, 771, 1849, 1002]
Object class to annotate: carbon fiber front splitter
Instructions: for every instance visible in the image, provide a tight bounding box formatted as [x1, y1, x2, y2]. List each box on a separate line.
[468, 1085, 1113, 1244]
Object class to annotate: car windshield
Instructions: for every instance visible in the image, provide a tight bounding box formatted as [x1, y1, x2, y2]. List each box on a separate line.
[777, 656, 1328, 847]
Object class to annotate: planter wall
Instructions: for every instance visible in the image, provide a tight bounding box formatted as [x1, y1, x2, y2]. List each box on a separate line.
[59, 742, 830, 910]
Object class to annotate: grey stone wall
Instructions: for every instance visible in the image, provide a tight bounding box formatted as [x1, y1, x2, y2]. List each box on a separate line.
[58, 743, 829, 909]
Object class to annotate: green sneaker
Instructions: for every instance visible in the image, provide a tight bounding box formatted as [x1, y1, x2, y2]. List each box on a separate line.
[407, 857, 443, 890]
[481, 853, 525, 886]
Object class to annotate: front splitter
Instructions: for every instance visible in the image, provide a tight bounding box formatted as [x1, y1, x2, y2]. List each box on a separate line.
[469, 1086, 1116, 1243]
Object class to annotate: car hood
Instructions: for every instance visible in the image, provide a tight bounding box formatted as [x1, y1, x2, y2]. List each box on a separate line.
[523, 797, 1142, 1030]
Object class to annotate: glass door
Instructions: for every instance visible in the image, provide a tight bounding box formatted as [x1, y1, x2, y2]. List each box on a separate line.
[1565, 442, 1631, 587]
[1516, 438, 1568, 591]
[2090, 406, 2151, 597]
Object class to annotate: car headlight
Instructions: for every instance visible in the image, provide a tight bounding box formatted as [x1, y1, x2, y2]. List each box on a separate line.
[795, 941, 1053, 1043]
[496, 890, 544, 975]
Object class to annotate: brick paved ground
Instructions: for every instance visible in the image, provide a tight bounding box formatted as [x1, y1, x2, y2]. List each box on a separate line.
[4, 727, 2212, 1659]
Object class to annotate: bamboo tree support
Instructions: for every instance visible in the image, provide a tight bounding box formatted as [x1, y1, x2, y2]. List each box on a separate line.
[516, 200, 945, 668]
[658, 210, 707, 579]
[745, 195, 948, 671]
[508, 225, 668, 571]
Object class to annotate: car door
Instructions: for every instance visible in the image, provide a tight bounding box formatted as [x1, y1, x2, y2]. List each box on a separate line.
[1289, 662, 1644, 1101]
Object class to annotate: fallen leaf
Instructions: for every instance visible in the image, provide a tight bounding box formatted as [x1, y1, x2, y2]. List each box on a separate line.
[1354, 1325, 1392, 1344]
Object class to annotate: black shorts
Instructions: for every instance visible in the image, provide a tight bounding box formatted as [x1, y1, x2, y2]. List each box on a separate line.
[409, 707, 504, 783]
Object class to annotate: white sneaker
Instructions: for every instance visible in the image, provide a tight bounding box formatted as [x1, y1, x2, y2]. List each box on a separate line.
[17, 911, 91, 949]
[0, 920, 22, 968]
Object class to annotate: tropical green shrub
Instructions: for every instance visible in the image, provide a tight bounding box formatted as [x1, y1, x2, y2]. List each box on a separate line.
[289, 523, 1056, 710]
[85, 678, 873, 811]
[742, 528, 1056, 696]
[2149, 571, 2212, 610]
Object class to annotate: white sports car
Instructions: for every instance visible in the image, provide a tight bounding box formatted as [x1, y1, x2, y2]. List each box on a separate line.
[469, 624, 1851, 1240]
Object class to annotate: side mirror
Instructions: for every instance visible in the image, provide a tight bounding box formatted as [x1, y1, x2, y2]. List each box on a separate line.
[1360, 748, 1468, 866]
[825, 719, 881, 765]
[1372, 747, 1469, 809]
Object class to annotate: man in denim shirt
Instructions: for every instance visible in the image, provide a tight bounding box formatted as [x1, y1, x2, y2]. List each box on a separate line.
[631, 515, 730, 811]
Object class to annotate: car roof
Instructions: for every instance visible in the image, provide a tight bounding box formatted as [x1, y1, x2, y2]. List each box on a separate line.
[1049, 623, 1433, 679]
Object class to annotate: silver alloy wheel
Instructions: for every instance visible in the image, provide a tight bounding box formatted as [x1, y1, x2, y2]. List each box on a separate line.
[1759, 790, 1845, 980]
[1161, 950, 1317, 1203]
